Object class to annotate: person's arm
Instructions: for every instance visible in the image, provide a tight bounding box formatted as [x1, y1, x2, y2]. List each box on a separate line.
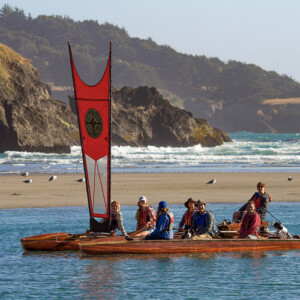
[116, 212, 128, 237]
[190, 214, 197, 232]
[179, 211, 187, 230]
[239, 193, 256, 213]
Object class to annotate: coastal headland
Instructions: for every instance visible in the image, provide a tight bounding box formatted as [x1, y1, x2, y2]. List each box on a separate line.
[0, 173, 299, 209]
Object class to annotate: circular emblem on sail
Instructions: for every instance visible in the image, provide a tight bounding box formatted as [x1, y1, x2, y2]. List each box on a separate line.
[85, 108, 103, 138]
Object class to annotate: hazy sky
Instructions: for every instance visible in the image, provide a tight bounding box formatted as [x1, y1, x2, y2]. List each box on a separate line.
[4, 0, 300, 82]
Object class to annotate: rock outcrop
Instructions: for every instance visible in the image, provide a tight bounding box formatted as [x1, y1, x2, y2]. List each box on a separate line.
[111, 86, 232, 147]
[0, 43, 78, 153]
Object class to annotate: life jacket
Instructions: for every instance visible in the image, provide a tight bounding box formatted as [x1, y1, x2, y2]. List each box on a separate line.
[252, 192, 262, 209]
[251, 192, 272, 209]
[166, 211, 174, 230]
[138, 206, 151, 226]
[156, 211, 174, 231]
[184, 209, 194, 226]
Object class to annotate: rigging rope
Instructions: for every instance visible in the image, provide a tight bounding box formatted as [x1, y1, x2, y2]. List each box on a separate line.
[56, 154, 82, 241]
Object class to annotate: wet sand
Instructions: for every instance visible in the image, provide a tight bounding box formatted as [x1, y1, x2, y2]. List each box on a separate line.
[0, 173, 299, 209]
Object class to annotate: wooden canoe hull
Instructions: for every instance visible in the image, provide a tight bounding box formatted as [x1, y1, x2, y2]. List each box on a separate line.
[79, 238, 300, 256]
[20, 232, 121, 252]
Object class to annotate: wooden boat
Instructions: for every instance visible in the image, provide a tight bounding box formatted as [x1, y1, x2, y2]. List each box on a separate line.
[79, 236, 300, 256]
[21, 42, 114, 252]
[21, 232, 118, 252]
[79, 220, 300, 255]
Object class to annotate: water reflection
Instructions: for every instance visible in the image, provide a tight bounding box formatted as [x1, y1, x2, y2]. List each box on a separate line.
[79, 262, 120, 299]
[22, 251, 79, 260]
[81, 252, 217, 261]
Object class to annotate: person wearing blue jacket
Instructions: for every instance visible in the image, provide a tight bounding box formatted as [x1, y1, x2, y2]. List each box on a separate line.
[145, 201, 174, 240]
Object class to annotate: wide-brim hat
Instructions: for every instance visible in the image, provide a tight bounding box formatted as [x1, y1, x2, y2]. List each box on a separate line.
[196, 199, 206, 206]
[184, 198, 196, 208]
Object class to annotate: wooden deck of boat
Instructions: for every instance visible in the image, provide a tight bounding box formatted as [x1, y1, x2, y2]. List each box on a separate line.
[79, 237, 300, 256]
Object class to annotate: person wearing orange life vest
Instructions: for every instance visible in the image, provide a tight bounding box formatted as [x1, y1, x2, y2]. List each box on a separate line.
[234, 182, 270, 222]
[134, 196, 156, 237]
[178, 198, 196, 231]
[145, 201, 174, 240]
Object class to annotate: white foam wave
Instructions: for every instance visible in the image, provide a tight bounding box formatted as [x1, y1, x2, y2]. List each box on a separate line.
[1, 133, 300, 173]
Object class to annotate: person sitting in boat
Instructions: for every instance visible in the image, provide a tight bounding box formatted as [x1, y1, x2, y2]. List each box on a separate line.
[134, 196, 156, 237]
[178, 198, 196, 231]
[233, 182, 271, 222]
[145, 201, 174, 240]
[110, 200, 128, 238]
[189, 200, 216, 240]
[238, 201, 261, 239]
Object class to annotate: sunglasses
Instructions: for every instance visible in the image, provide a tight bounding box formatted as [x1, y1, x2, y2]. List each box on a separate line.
[258, 186, 264, 188]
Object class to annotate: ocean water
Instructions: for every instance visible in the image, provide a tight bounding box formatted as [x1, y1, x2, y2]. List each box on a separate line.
[1, 203, 300, 299]
[0, 132, 300, 174]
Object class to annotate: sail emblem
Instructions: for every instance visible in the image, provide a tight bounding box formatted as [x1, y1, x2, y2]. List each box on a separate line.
[85, 108, 103, 139]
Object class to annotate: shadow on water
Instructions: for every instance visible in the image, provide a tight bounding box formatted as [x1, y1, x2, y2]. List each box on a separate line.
[22, 251, 80, 259]
[80, 252, 217, 261]
[21, 249, 300, 261]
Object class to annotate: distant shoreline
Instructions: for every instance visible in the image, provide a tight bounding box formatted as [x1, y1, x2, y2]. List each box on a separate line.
[0, 172, 299, 209]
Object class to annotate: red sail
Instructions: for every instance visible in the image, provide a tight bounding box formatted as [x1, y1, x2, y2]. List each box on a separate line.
[68, 42, 111, 219]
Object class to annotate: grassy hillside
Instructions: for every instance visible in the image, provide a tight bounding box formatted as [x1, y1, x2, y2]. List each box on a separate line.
[1, 5, 300, 133]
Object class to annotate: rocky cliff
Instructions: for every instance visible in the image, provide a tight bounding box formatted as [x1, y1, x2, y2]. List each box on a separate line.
[110, 86, 231, 147]
[0, 43, 231, 153]
[0, 43, 78, 153]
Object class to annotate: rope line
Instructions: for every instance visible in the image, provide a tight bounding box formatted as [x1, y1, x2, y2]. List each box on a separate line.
[56, 154, 82, 241]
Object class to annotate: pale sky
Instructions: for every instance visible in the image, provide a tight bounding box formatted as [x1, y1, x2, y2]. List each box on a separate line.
[3, 0, 300, 82]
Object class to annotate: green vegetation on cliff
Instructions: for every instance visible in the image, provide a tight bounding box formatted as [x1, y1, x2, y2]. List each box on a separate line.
[1, 5, 300, 106]
[1, 5, 300, 133]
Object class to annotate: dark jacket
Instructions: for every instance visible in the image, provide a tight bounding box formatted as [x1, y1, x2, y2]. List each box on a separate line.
[145, 212, 174, 240]
[239, 192, 270, 221]
[191, 210, 216, 236]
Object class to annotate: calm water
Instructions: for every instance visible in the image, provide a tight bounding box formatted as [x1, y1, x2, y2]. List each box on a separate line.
[1, 203, 300, 299]
[1, 132, 300, 174]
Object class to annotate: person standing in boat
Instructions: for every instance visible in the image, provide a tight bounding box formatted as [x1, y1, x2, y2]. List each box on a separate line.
[110, 201, 128, 238]
[178, 198, 196, 231]
[190, 200, 216, 239]
[134, 196, 156, 237]
[145, 201, 174, 240]
[238, 201, 261, 239]
[233, 182, 270, 222]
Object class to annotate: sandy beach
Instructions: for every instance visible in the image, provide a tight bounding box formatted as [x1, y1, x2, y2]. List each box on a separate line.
[0, 172, 299, 209]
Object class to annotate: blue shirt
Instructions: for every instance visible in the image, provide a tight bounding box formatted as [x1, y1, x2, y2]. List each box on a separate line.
[148, 213, 174, 240]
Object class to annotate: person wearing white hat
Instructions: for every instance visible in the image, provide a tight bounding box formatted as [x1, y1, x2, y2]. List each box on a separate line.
[133, 196, 156, 237]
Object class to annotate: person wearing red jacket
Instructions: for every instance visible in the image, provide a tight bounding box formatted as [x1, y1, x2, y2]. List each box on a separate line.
[134, 196, 156, 237]
[239, 201, 261, 239]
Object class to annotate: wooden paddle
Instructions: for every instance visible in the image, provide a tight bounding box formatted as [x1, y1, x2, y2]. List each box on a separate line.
[128, 227, 147, 237]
